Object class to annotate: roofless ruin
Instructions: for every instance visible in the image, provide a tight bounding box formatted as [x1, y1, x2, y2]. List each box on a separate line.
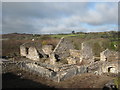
[20, 37, 119, 82]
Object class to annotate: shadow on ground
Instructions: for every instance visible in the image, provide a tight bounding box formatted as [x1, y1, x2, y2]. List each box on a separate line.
[2, 72, 55, 89]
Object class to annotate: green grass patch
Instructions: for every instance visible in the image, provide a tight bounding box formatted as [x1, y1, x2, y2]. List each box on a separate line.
[50, 34, 86, 38]
[114, 77, 120, 89]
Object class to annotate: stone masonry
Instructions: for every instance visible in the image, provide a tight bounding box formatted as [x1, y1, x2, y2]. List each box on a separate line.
[100, 49, 119, 61]
[26, 47, 40, 61]
[53, 37, 74, 60]
[19, 37, 119, 82]
[42, 45, 53, 57]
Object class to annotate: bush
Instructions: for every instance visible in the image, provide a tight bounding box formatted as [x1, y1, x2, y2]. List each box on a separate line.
[114, 77, 120, 89]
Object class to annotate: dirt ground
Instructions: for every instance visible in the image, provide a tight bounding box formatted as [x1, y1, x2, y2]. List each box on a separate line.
[2, 62, 113, 89]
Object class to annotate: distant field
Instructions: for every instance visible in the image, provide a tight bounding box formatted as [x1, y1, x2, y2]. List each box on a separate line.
[2, 31, 120, 57]
[50, 34, 85, 38]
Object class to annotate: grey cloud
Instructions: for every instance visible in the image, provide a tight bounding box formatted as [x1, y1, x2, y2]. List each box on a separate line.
[78, 3, 118, 25]
[2, 2, 118, 34]
[2, 2, 88, 19]
[2, 17, 35, 34]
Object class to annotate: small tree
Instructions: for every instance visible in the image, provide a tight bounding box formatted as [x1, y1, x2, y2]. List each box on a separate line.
[72, 31, 75, 34]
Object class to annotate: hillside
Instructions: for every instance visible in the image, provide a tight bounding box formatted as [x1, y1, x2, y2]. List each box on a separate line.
[1, 31, 120, 58]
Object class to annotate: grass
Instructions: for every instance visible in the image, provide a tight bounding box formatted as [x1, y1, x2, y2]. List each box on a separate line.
[2, 31, 119, 57]
[114, 77, 120, 89]
[50, 34, 86, 38]
[2, 39, 59, 57]
[50, 34, 77, 38]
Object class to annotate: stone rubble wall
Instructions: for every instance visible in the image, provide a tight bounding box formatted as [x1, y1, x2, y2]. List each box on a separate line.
[67, 49, 82, 64]
[55, 65, 87, 82]
[49, 53, 57, 65]
[67, 42, 94, 65]
[87, 61, 104, 74]
[25, 63, 56, 78]
[88, 61, 119, 75]
[54, 37, 74, 60]
[18, 61, 87, 82]
[26, 47, 40, 61]
[69, 49, 81, 58]
[81, 42, 94, 63]
[20, 46, 27, 56]
[20, 42, 49, 61]
[42, 45, 53, 56]
[67, 57, 77, 64]
[100, 49, 119, 61]
[100, 61, 119, 74]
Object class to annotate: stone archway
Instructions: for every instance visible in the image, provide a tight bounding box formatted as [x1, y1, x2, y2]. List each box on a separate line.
[108, 67, 116, 73]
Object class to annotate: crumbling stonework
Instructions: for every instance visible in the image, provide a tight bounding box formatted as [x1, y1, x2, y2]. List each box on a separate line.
[67, 57, 77, 64]
[21, 61, 87, 82]
[20, 45, 27, 56]
[100, 49, 119, 61]
[19, 37, 120, 82]
[80, 42, 94, 64]
[49, 53, 57, 65]
[67, 49, 81, 64]
[26, 47, 39, 61]
[20, 41, 48, 61]
[42, 45, 53, 57]
[53, 37, 74, 60]
[88, 49, 119, 75]
[69, 49, 81, 58]
[100, 61, 119, 74]
[67, 42, 94, 65]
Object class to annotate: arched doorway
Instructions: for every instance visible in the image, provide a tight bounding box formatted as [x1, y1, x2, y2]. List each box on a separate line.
[108, 67, 116, 73]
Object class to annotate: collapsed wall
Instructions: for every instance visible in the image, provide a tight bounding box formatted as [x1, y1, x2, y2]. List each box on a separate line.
[20, 42, 53, 61]
[100, 61, 119, 74]
[20, 62, 87, 82]
[19, 37, 119, 83]
[53, 37, 74, 60]
[88, 60, 119, 75]
[100, 49, 119, 61]
[81, 42, 94, 64]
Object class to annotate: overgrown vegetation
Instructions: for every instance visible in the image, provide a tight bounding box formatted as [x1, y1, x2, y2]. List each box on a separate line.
[2, 31, 120, 58]
[114, 77, 120, 89]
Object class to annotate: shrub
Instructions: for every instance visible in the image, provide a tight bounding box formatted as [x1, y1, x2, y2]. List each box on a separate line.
[114, 77, 120, 89]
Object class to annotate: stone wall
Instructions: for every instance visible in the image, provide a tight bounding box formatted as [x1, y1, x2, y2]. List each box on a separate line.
[20, 45, 27, 56]
[69, 49, 81, 58]
[25, 63, 56, 78]
[100, 49, 119, 61]
[54, 65, 87, 82]
[54, 37, 74, 60]
[80, 42, 94, 64]
[20, 45, 40, 61]
[42, 45, 53, 57]
[67, 42, 95, 65]
[49, 53, 57, 65]
[88, 61, 119, 75]
[67, 57, 77, 64]
[20, 61, 87, 82]
[20, 42, 50, 61]
[67, 49, 82, 64]
[26, 47, 40, 61]
[100, 61, 119, 74]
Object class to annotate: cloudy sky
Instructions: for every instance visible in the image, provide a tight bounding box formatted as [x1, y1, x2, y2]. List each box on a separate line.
[2, 2, 118, 34]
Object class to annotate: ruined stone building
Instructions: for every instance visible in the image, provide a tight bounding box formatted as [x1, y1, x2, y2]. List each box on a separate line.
[20, 41, 53, 61]
[67, 42, 94, 65]
[20, 37, 119, 82]
[88, 48, 119, 75]
[100, 49, 119, 62]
